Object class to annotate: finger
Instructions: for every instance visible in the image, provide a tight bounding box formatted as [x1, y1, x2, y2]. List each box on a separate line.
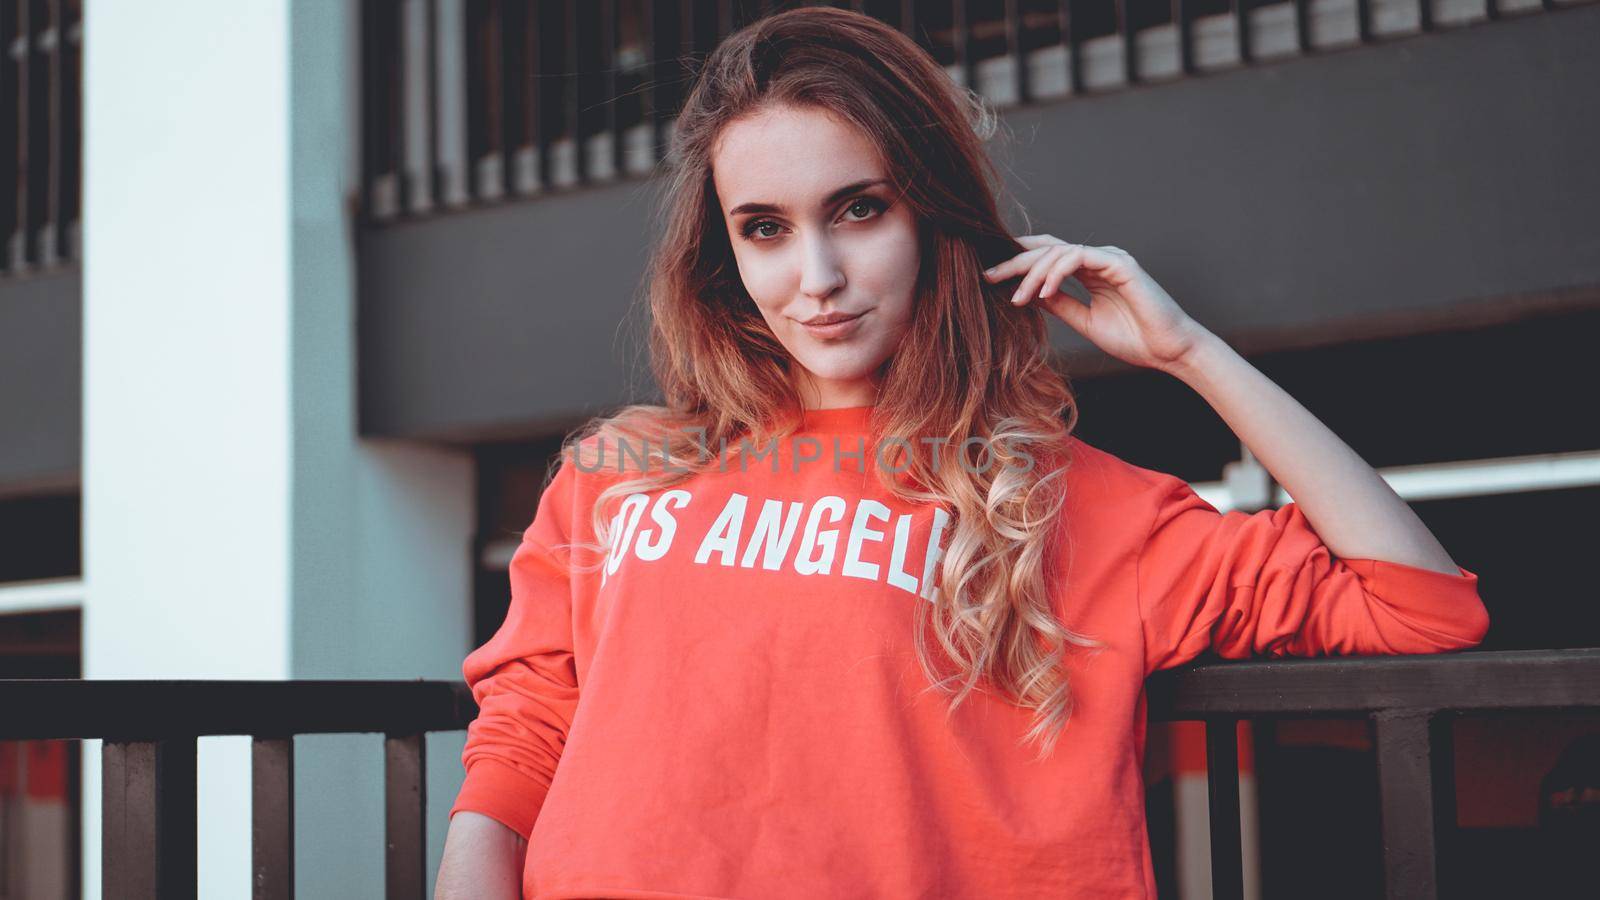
[1009, 247, 1058, 304]
[1072, 244, 1135, 285]
[984, 244, 1055, 282]
[1037, 248, 1084, 300]
[1011, 246, 1068, 305]
[1046, 292, 1092, 332]
[1013, 234, 1064, 250]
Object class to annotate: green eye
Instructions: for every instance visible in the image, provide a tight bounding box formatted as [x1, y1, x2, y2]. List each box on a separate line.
[846, 198, 886, 219]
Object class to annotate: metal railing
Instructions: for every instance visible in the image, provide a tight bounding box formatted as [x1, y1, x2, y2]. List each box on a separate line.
[3, 648, 1595, 897]
[1, 0, 82, 276]
[357, 0, 1593, 224]
[1146, 647, 1600, 900]
[0, 678, 475, 900]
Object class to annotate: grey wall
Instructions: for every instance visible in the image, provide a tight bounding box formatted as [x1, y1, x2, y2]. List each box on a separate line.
[358, 5, 1600, 443]
[358, 175, 664, 443]
[0, 268, 80, 495]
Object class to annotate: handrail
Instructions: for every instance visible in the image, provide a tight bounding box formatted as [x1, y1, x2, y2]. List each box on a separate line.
[1146, 646, 1600, 718]
[0, 678, 475, 740]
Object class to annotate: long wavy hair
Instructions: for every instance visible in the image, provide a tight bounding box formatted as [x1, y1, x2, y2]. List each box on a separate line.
[553, 6, 1101, 760]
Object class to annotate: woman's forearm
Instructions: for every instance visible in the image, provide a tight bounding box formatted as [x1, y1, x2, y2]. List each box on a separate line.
[435, 811, 528, 900]
[1161, 329, 1460, 575]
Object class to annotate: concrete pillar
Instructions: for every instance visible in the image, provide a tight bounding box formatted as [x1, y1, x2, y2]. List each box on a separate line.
[82, 1, 473, 895]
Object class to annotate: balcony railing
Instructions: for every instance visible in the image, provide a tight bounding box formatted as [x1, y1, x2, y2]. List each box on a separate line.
[3, 647, 1596, 898]
[0, 678, 476, 900]
[357, 0, 1596, 224]
[1145, 647, 1600, 900]
[1, 0, 82, 276]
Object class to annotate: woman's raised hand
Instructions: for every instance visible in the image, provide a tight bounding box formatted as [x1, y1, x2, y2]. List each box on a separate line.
[983, 235, 1210, 373]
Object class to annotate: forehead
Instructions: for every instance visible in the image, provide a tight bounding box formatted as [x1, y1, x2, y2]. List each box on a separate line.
[711, 106, 885, 210]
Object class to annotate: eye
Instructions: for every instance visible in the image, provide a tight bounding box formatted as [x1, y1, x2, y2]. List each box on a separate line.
[742, 219, 783, 241]
[843, 197, 886, 221]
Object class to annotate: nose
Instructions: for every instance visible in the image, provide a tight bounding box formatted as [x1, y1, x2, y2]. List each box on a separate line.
[798, 232, 846, 301]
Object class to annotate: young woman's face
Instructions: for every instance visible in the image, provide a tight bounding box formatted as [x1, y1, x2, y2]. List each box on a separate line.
[711, 104, 919, 409]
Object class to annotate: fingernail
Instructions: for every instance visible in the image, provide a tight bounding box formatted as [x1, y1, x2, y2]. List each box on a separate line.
[1038, 286, 1049, 298]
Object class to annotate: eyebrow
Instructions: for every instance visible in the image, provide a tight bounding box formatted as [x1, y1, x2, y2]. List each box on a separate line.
[727, 178, 890, 217]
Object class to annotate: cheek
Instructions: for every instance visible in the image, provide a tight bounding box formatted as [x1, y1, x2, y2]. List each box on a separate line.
[856, 222, 920, 300]
[730, 250, 783, 309]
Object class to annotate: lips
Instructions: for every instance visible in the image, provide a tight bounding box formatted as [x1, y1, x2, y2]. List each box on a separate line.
[799, 309, 869, 340]
[802, 311, 865, 326]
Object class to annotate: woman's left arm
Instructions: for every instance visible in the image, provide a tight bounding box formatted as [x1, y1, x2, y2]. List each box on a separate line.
[984, 235, 1459, 575]
[1159, 328, 1460, 574]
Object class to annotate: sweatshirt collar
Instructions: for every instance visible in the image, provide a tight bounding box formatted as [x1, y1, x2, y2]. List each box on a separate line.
[798, 405, 875, 434]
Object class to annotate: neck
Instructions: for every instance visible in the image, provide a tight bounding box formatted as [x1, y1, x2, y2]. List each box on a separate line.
[791, 366, 880, 410]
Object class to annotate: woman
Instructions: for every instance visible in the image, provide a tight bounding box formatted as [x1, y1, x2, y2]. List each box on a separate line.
[435, 8, 1488, 899]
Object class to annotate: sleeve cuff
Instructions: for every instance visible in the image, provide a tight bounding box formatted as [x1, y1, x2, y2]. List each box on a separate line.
[1341, 557, 1491, 649]
[448, 757, 553, 841]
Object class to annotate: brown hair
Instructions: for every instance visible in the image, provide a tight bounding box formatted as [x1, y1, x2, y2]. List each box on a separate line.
[558, 6, 1101, 760]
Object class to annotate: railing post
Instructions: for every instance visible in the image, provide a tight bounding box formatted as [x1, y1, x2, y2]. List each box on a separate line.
[1233, 0, 1254, 65]
[1373, 709, 1454, 900]
[384, 732, 427, 900]
[1204, 716, 1245, 900]
[252, 736, 295, 900]
[103, 737, 197, 900]
[1003, 0, 1031, 104]
[952, 0, 974, 91]
[1114, 0, 1138, 86]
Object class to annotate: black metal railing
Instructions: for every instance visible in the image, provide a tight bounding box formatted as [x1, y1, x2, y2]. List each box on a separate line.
[3, 648, 1595, 897]
[357, 0, 1591, 224]
[1145, 647, 1600, 900]
[1, 0, 81, 276]
[0, 678, 476, 900]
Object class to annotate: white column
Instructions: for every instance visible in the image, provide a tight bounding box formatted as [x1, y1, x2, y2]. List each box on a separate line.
[82, 2, 474, 897]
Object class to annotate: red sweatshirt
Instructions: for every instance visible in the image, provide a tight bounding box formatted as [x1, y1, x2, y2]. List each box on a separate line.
[449, 405, 1489, 899]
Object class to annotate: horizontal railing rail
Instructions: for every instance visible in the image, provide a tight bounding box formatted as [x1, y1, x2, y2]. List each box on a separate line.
[1146, 646, 1600, 718]
[3, 648, 1595, 898]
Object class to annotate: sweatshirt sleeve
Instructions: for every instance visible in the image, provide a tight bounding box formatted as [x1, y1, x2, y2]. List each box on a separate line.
[1136, 474, 1490, 675]
[448, 460, 582, 840]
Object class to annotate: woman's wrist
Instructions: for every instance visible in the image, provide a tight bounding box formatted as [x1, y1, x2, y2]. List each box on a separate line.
[435, 811, 527, 900]
[1158, 324, 1228, 384]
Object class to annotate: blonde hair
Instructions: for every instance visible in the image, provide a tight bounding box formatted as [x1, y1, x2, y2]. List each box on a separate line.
[550, 7, 1102, 761]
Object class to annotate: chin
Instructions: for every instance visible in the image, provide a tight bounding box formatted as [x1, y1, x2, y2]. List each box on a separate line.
[791, 355, 889, 383]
